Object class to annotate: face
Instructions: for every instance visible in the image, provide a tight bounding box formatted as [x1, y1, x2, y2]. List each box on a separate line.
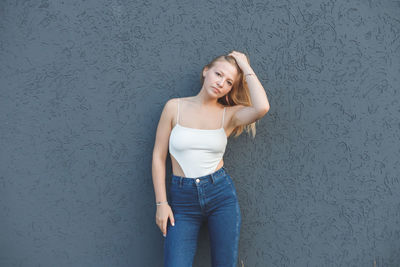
[202, 60, 238, 98]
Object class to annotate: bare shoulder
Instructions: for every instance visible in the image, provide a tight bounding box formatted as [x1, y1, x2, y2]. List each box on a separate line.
[166, 97, 189, 109]
[225, 104, 245, 128]
[166, 96, 195, 112]
[226, 103, 267, 128]
[225, 104, 246, 115]
[163, 98, 179, 118]
[165, 97, 177, 107]
[226, 104, 245, 111]
[166, 97, 190, 105]
[163, 97, 184, 127]
[225, 104, 246, 116]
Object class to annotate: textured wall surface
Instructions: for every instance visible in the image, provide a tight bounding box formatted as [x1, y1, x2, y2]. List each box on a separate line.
[1, 0, 399, 266]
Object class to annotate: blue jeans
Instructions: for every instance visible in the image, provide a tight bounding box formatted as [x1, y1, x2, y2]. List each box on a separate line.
[163, 166, 241, 267]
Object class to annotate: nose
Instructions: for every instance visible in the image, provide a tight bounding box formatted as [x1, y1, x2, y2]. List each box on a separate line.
[217, 78, 224, 87]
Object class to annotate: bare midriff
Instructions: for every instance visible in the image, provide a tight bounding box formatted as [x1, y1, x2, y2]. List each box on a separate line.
[170, 155, 224, 178]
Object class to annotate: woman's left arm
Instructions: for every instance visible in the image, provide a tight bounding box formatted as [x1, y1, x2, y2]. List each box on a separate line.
[229, 51, 270, 127]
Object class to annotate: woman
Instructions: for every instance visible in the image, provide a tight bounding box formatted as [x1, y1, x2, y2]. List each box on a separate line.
[152, 50, 270, 267]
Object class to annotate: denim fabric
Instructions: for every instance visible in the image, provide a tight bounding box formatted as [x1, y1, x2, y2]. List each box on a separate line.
[163, 166, 241, 267]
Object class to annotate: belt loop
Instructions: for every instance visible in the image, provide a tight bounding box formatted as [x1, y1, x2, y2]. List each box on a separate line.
[179, 177, 183, 188]
[211, 173, 215, 184]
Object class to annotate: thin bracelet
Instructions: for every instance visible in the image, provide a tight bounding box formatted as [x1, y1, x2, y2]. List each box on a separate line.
[245, 73, 256, 77]
[156, 201, 168, 206]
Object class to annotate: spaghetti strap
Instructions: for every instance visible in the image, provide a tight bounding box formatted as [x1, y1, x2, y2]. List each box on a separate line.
[221, 107, 226, 128]
[177, 99, 180, 124]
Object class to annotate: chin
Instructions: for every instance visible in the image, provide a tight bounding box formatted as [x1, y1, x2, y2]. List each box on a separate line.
[210, 91, 220, 98]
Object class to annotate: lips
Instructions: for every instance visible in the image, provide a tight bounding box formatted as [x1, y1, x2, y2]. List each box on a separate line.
[212, 87, 221, 94]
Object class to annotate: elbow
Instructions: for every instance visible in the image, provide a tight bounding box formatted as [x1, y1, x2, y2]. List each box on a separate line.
[153, 148, 168, 163]
[257, 106, 270, 118]
[152, 153, 166, 163]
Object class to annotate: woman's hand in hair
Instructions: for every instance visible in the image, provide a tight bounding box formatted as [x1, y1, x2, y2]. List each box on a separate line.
[228, 50, 252, 73]
[156, 204, 175, 237]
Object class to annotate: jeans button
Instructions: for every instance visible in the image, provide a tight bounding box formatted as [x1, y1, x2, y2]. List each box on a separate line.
[195, 178, 200, 183]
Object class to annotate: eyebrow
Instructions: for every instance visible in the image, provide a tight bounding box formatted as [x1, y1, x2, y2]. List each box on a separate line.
[218, 70, 234, 82]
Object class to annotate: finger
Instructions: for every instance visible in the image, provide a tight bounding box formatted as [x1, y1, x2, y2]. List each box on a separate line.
[162, 220, 167, 237]
[170, 213, 175, 226]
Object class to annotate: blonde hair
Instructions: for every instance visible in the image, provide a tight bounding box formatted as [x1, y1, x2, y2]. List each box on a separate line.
[200, 53, 257, 138]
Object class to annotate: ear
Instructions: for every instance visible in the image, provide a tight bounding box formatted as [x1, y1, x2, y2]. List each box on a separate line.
[203, 66, 209, 78]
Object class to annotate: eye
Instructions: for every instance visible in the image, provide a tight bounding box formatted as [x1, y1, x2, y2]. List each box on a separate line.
[216, 72, 232, 86]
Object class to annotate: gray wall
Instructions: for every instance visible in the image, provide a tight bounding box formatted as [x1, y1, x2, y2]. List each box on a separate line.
[1, 0, 399, 266]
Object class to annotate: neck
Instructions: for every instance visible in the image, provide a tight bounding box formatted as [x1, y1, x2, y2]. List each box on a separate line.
[192, 87, 220, 108]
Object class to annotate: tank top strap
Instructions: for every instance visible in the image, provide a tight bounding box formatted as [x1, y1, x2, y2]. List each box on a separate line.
[177, 98, 180, 124]
[221, 106, 226, 128]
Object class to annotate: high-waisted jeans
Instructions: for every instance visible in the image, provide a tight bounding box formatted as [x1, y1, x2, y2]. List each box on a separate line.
[163, 166, 241, 267]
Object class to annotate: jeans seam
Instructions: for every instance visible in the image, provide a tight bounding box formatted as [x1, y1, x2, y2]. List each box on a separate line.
[226, 175, 237, 197]
[224, 174, 231, 184]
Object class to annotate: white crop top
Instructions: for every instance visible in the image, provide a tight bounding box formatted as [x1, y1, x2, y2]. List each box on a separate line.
[169, 99, 228, 178]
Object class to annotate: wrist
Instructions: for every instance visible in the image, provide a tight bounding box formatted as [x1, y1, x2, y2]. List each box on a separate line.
[156, 201, 168, 206]
[242, 66, 254, 75]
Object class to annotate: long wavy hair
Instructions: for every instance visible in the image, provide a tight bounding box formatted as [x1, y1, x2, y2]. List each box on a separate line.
[200, 53, 257, 138]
